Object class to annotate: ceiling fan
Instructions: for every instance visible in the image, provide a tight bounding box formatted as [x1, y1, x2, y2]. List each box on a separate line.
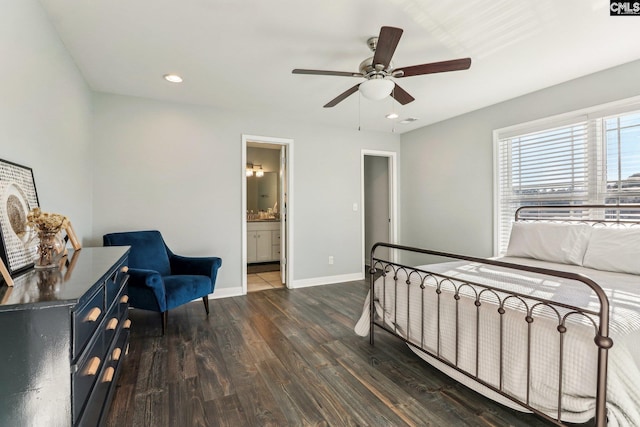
[292, 26, 471, 108]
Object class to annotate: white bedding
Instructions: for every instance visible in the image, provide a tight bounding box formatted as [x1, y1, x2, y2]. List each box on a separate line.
[355, 256, 640, 427]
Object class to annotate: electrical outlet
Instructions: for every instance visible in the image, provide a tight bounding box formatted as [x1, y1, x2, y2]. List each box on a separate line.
[328, 256, 334, 265]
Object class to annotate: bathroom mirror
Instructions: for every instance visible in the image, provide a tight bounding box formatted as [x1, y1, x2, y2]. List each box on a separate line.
[247, 172, 278, 212]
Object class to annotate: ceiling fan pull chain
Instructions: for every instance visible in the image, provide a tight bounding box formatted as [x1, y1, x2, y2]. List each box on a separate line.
[391, 87, 395, 133]
[358, 92, 361, 131]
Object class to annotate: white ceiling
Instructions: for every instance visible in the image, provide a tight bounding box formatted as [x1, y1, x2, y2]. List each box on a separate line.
[39, 0, 640, 133]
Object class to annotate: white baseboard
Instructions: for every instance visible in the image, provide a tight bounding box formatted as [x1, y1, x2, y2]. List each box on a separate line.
[290, 272, 364, 289]
[209, 286, 244, 299]
[204, 272, 364, 300]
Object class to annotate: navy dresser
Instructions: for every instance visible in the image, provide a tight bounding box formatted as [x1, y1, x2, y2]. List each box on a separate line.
[0, 246, 130, 426]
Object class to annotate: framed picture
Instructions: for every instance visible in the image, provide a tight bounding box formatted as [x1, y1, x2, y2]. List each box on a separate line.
[0, 159, 39, 275]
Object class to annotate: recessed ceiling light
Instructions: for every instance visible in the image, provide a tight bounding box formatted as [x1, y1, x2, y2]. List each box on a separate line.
[399, 117, 419, 124]
[163, 74, 183, 83]
[385, 112, 399, 119]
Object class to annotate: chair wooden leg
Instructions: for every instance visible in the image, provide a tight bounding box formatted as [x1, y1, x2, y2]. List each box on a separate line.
[202, 296, 210, 315]
[161, 311, 168, 335]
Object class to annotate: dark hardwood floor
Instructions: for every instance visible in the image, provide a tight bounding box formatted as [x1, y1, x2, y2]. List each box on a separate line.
[106, 280, 555, 427]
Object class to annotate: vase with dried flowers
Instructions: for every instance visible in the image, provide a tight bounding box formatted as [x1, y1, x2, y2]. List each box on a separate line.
[23, 208, 68, 269]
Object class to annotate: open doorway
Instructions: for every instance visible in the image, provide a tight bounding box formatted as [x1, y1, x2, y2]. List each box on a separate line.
[242, 135, 293, 294]
[362, 150, 398, 273]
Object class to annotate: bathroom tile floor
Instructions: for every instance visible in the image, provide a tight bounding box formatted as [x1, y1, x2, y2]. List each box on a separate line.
[247, 271, 285, 292]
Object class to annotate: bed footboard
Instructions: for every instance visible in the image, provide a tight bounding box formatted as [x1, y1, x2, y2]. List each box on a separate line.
[368, 243, 612, 427]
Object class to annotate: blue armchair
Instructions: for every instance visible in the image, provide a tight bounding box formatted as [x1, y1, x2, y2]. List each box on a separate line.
[103, 230, 222, 334]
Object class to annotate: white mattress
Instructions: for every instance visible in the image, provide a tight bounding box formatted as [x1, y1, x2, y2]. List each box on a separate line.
[355, 256, 640, 427]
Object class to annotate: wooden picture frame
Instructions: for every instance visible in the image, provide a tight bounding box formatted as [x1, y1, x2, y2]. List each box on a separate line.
[0, 257, 13, 287]
[63, 221, 82, 251]
[0, 159, 39, 275]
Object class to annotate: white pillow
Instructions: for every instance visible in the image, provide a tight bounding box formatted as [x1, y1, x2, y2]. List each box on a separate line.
[582, 227, 640, 275]
[506, 222, 592, 265]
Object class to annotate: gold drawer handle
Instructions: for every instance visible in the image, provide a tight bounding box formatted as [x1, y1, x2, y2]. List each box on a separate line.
[112, 347, 122, 362]
[106, 318, 119, 331]
[123, 319, 131, 329]
[121, 266, 129, 273]
[102, 367, 115, 383]
[120, 295, 129, 304]
[84, 307, 101, 323]
[83, 357, 101, 376]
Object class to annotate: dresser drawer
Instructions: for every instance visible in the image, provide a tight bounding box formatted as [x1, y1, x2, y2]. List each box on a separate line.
[73, 335, 106, 423]
[76, 359, 111, 427]
[102, 314, 120, 351]
[103, 293, 128, 351]
[73, 288, 105, 360]
[117, 291, 129, 319]
[105, 264, 128, 311]
[109, 326, 130, 368]
[77, 327, 130, 427]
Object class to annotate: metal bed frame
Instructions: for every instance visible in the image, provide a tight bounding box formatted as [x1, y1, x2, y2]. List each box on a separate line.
[368, 205, 640, 427]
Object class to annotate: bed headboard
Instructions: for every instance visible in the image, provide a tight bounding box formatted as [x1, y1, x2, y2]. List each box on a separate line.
[515, 204, 640, 227]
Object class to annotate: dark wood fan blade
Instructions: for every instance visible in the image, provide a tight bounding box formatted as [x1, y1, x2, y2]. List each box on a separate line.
[292, 69, 361, 77]
[372, 26, 403, 70]
[394, 58, 471, 78]
[324, 84, 360, 108]
[390, 84, 415, 105]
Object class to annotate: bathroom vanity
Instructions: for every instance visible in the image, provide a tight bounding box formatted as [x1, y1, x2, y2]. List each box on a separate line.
[247, 220, 280, 263]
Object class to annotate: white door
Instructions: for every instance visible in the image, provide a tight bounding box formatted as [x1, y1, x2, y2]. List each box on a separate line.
[279, 145, 287, 285]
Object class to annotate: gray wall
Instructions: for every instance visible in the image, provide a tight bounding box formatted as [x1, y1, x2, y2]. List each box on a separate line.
[91, 93, 400, 293]
[1, 0, 93, 243]
[400, 59, 640, 263]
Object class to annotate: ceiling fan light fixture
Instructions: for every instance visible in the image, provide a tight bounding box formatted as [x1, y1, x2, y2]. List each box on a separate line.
[359, 78, 395, 101]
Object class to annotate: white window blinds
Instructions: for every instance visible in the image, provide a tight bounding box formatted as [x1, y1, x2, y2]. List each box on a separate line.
[494, 103, 640, 255]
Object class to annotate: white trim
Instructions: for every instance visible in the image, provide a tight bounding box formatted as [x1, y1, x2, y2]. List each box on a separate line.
[290, 272, 363, 289]
[492, 128, 500, 257]
[242, 134, 294, 295]
[208, 286, 244, 299]
[361, 149, 398, 274]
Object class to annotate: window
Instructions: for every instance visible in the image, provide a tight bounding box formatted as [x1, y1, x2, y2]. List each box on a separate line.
[494, 101, 640, 255]
[604, 112, 640, 204]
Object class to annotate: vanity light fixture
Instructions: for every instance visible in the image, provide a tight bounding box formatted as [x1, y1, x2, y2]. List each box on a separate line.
[163, 74, 183, 83]
[246, 163, 265, 177]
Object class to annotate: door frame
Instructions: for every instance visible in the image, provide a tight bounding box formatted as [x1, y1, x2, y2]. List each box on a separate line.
[242, 134, 294, 294]
[361, 149, 398, 275]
